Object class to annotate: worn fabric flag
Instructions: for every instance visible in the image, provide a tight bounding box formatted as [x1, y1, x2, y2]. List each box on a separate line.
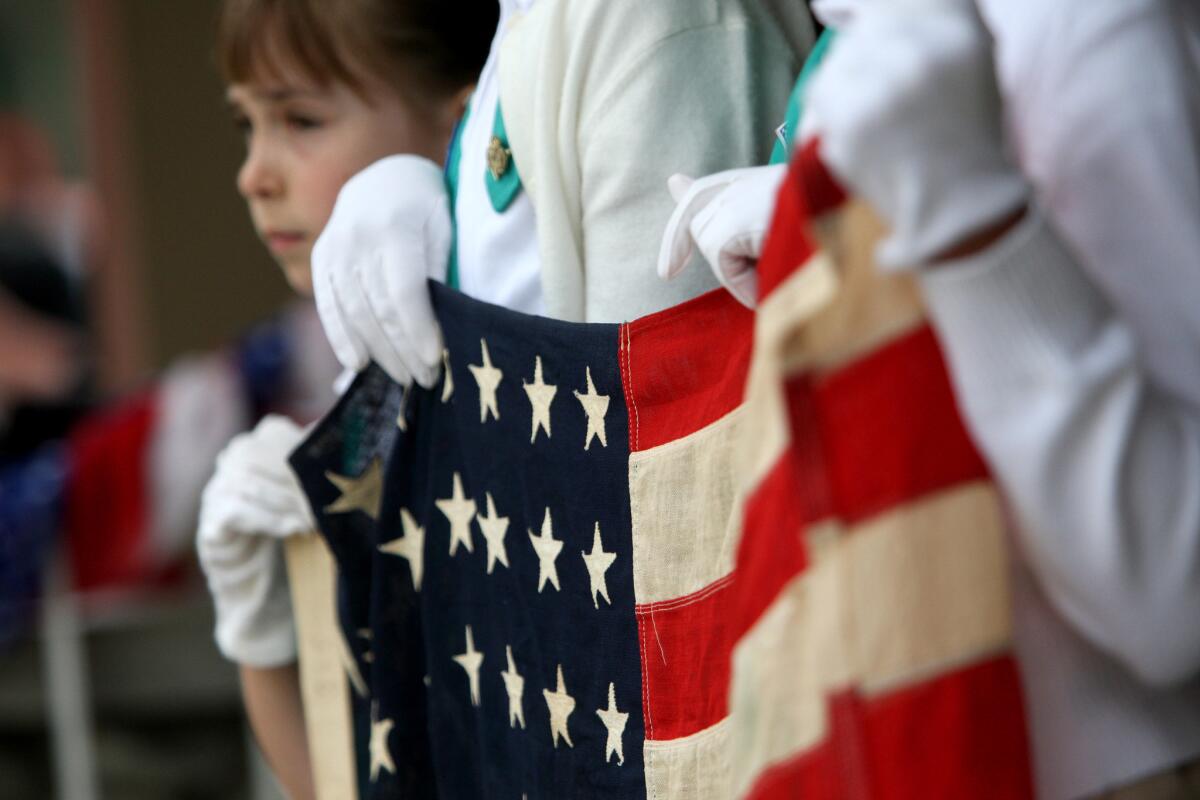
[288, 144, 1035, 799]
[291, 278, 757, 798]
[725, 141, 1035, 798]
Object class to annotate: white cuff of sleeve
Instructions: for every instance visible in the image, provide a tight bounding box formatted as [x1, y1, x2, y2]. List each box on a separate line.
[880, 172, 1031, 271]
[917, 208, 1114, 390]
[212, 545, 298, 668]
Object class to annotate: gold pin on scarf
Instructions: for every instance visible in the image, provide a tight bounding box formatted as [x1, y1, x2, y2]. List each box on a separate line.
[488, 135, 511, 181]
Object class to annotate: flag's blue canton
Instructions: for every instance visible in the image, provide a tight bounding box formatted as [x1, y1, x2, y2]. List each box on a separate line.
[293, 283, 646, 799]
[292, 362, 405, 795]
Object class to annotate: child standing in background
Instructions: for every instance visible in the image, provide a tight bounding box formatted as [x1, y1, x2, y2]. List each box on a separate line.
[198, 1, 494, 796]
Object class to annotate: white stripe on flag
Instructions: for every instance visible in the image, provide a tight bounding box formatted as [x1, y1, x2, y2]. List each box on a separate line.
[629, 407, 745, 604]
[644, 716, 733, 800]
[728, 482, 1013, 795]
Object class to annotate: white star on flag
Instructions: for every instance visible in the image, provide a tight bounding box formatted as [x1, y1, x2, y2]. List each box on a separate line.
[528, 507, 564, 592]
[441, 348, 454, 403]
[581, 522, 616, 609]
[436, 471, 477, 556]
[324, 457, 384, 519]
[596, 682, 629, 765]
[543, 664, 576, 748]
[574, 367, 609, 450]
[369, 702, 396, 780]
[476, 492, 511, 574]
[523, 355, 558, 443]
[453, 626, 485, 707]
[378, 508, 425, 590]
[468, 338, 503, 423]
[396, 386, 412, 431]
[500, 645, 526, 729]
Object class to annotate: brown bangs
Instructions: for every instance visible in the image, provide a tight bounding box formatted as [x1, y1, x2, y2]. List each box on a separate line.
[218, 0, 497, 108]
[217, 0, 363, 91]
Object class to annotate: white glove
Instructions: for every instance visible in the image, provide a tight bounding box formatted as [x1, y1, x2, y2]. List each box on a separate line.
[810, 0, 873, 28]
[805, 0, 1029, 268]
[197, 415, 314, 667]
[657, 165, 787, 308]
[311, 155, 450, 387]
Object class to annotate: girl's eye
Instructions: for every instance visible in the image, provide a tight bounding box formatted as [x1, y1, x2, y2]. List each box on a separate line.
[285, 113, 323, 131]
[232, 114, 252, 136]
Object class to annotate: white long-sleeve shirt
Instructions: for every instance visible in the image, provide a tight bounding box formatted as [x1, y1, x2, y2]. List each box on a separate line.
[918, 1, 1200, 795]
[453, 0, 544, 316]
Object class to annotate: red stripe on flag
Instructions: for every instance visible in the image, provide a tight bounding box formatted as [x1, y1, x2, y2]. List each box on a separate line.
[757, 156, 822, 302]
[620, 289, 753, 453]
[745, 656, 1034, 800]
[733, 326, 989, 640]
[635, 576, 734, 741]
[864, 656, 1032, 798]
[744, 692, 870, 800]
[732, 445, 813, 639]
[660, 326, 993, 739]
[813, 324, 990, 527]
[794, 138, 847, 219]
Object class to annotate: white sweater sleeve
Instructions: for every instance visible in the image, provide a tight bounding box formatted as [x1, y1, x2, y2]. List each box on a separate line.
[498, 0, 812, 322]
[573, 18, 804, 322]
[919, 211, 1200, 687]
[572, 12, 807, 322]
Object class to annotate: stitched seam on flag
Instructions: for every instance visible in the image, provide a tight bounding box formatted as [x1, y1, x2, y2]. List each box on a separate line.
[620, 323, 641, 452]
[625, 329, 653, 749]
[629, 324, 640, 452]
[636, 573, 735, 613]
[640, 608, 655, 743]
[627, 406, 745, 462]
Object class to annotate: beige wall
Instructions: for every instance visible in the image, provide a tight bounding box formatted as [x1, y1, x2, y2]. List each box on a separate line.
[115, 0, 290, 372]
[2, 0, 298, 380]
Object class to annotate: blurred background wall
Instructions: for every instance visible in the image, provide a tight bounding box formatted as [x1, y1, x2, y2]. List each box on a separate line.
[0, 1, 309, 797]
[0, 1, 81, 175]
[4, 0, 290, 388]
[91, 0, 289, 374]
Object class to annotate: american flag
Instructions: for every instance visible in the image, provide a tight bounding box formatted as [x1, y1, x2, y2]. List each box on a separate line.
[723, 142, 1035, 798]
[291, 278, 758, 798]
[288, 144, 1036, 799]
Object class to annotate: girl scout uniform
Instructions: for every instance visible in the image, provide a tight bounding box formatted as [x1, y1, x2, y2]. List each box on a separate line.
[448, 0, 813, 324]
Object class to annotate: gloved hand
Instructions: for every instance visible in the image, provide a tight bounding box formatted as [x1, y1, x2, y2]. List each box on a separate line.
[657, 165, 788, 308]
[810, 0, 872, 29]
[311, 155, 450, 387]
[197, 415, 314, 667]
[804, 0, 1029, 269]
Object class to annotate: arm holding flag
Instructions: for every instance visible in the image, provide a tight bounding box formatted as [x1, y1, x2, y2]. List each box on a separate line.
[671, 0, 1200, 687]
[197, 414, 317, 798]
[807, 0, 1200, 689]
[665, 2, 1200, 792]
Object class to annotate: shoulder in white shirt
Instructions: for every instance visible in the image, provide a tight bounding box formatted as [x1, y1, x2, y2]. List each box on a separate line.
[919, 3, 1200, 795]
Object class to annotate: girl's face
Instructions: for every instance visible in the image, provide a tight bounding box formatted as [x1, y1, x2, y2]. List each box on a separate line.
[228, 66, 452, 296]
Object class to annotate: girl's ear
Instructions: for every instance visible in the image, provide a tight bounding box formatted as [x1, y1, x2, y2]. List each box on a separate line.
[452, 84, 474, 118]
[431, 83, 476, 163]
[436, 83, 475, 143]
